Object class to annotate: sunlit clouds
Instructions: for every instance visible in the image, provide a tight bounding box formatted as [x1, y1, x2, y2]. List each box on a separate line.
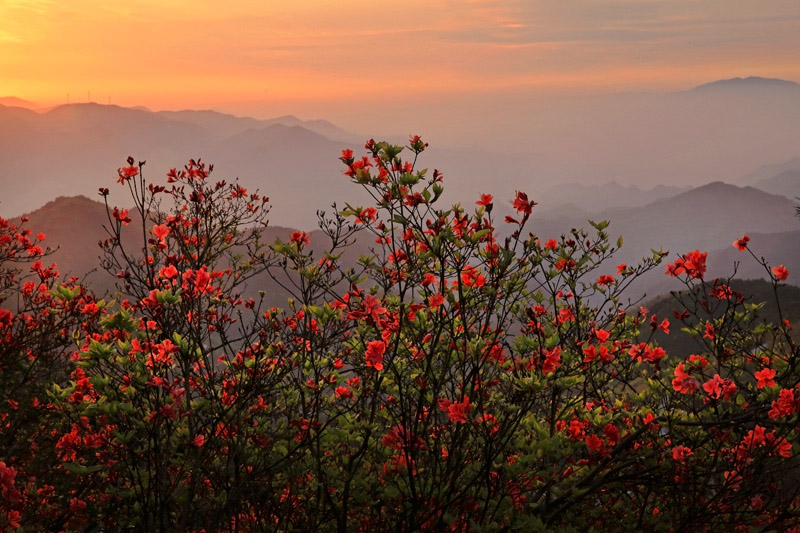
[1, 0, 799, 127]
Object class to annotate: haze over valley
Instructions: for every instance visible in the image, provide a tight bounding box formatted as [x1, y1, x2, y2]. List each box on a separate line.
[3, 75, 800, 226]
[3, 75, 800, 302]
[3, 0, 800, 303]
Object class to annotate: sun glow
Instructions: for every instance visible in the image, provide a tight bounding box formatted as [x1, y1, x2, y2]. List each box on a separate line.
[2, 0, 798, 116]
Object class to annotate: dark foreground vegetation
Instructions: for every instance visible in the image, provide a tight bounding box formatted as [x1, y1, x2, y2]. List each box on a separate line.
[1, 139, 800, 531]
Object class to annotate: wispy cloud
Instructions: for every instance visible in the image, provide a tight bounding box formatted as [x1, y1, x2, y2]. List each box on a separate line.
[2, 0, 56, 13]
[0, 29, 21, 43]
[1, 0, 798, 110]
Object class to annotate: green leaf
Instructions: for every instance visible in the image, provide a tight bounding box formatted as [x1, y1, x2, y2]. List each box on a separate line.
[471, 229, 490, 243]
[62, 462, 105, 475]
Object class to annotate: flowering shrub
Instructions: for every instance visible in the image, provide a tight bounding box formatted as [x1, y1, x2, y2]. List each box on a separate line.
[0, 214, 103, 530]
[1, 140, 799, 531]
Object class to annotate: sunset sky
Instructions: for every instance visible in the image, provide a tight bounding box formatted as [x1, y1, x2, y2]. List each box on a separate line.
[2, 0, 800, 136]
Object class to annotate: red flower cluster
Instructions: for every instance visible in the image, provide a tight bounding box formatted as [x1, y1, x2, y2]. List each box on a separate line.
[772, 265, 789, 282]
[666, 249, 707, 280]
[438, 397, 472, 424]
[365, 340, 386, 371]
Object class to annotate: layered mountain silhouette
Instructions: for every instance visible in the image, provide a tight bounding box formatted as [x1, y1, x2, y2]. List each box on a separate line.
[687, 76, 800, 93]
[12, 178, 799, 307]
[736, 156, 800, 186]
[643, 278, 800, 360]
[0, 102, 541, 229]
[13, 195, 374, 308]
[2, 76, 800, 303]
[536, 181, 687, 215]
[3, 75, 800, 229]
[525, 181, 800, 298]
[0, 96, 40, 109]
[750, 169, 800, 199]
[531, 182, 797, 257]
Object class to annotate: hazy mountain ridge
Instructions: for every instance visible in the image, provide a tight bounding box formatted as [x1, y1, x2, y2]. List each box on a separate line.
[532, 181, 798, 256]
[527, 181, 800, 299]
[2, 74, 800, 243]
[2, 74, 800, 222]
[643, 278, 800, 359]
[736, 156, 800, 185]
[12, 194, 375, 308]
[687, 76, 800, 93]
[157, 109, 362, 143]
[536, 181, 688, 215]
[0, 101, 541, 229]
[751, 169, 800, 199]
[12, 178, 800, 310]
[0, 96, 40, 109]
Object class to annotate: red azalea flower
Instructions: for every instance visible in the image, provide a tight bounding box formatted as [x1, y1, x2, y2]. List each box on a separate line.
[512, 191, 535, 215]
[542, 346, 562, 374]
[667, 250, 707, 279]
[152, 224, 170, 243]
[755, 368, 776, 389]
[428, 293, 445, 308]
[290, 230, 310, 246]
[594, 328, 610, 342]
[159, 265, 178, 279]
[117, 164, 139, 184]
[597, 274, 614, 286]
[365, 340, 386, 371]
[113, 207, 131, 225]
[476, 193, 493, 207]
[703, 374, 735, 400]
[672, 363, 698, 394]
[439, 397, 471, 424]
[585, 434, 607, 456]
[354, 207, 377, 224]
[773, 265, 789, 282]
[460, 265, 486, 287]
[672, 446, 692, 462]
[335, 386, 353, 400]
[555, 258, 576, 272]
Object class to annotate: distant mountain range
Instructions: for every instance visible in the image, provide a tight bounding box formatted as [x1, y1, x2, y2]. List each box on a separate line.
[643, 278, 800, 359]
[687, 76, 800, 93]
[535, 182, 688, 215]
[0, 102, 546, 229]
[15, 195, 373, 308]
[531, 181, 797, 256]
[2, 76, 800, 303]
[2, 75, 800, 228]
[11, 177, 799, 307]
[0, 96, 40, 108]
[525, 181, 800, 299]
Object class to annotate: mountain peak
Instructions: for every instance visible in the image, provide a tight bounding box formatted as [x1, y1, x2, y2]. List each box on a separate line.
[656, 181, 794, 210]
[19, 195, 104, 218]
[689, 76, 800, 92]
[0, 96, 40, 109]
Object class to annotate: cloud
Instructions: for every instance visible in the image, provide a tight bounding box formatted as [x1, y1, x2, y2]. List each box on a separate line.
[0, 30, 22, 43]
[2, 0, 57, 13]
[2, 0, 799, 111]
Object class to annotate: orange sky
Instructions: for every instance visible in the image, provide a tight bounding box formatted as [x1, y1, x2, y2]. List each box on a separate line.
[2, 0, 800, 131]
